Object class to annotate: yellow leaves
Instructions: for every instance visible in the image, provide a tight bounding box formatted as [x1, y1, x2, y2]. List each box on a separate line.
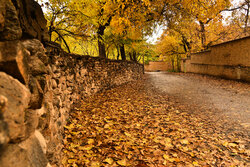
[67, 159, 77, 164]
[103, 157, 114, 165]
[180, 139, 189, 145]
[87, 139, 95, 145]
[104, 123, 111, 129]
[163, 154, 169, 160]
[222, 141, 238, 148]
[79, 145, 93, 151]
[124, 132, 131, 137]
[64, 123, 75, 130]
[117, 158, 129, 166]
[62, 80, 249, 166]
[161, 138, 173, 149]
[192, 161, 199, 166]
[163, 154, 180, 163]
[91, 161, 100, 167]
[228, 142, 238, 147]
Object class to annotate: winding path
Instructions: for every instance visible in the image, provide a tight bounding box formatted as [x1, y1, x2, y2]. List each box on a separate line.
[147, 72, 250, 129]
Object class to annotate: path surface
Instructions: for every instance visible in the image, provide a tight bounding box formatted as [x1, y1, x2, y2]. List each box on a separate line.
[147, 72, 250, 129]
[63, 74, 249, 166]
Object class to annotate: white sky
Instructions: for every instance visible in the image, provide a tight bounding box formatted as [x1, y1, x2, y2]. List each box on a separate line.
[146, 24, 164, 44]
[146, 0, 244, 45]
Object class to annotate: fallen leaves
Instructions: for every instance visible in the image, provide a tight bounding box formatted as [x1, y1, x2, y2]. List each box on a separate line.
[62, 78, 249, 166]
[117, 158, 129, 166]
[104, 158, 114, 165]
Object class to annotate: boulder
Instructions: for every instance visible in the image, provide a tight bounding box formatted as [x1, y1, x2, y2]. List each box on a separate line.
[0, 133, 48, 167]
[0, 0, 22, 41]
[29, 56, 48, 75]
[0, 41, 30, 84]
[0, 72, 31, 142]
[22, 39, 46, 55]
[12, 0, 49, 42]
[28, 77, 44, 109]
[0, 144, 30, 167]
[22, 39, 49, 65]
[0, 95, 9, 150]
[0, 1, 5, 31]
[24, 109, 39, 138]
[19, 131, 48, 167]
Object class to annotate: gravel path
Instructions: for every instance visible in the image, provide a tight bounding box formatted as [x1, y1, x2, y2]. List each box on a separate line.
[147, 72, 250, 129]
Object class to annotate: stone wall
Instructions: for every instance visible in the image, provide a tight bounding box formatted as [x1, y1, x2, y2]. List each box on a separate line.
[181, 36, 250, 82]
[0, 0, 143, 166]
[144, 61, 172, 72]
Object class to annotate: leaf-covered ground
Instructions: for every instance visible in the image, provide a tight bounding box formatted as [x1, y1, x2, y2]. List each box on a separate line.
[62, 77, 249, 167]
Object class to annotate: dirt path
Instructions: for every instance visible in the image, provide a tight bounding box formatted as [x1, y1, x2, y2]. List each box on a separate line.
[63, 75, 249, 167]
[147, 72, 250, 129]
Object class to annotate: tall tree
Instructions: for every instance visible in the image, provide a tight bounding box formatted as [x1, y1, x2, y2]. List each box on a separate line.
[159, 0, 231, 50]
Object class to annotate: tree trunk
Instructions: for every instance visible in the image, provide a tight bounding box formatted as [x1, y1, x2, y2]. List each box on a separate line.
[244, 1, 250, 33]
[171, 59, 175, 71]
[132, 51, 137, 62]
[116, 46, 120, 60]
[176, 55, 181, 72]
[199, 21, 206, 49]
[97, 25, 106, 58]
[120, 44, 126, 60]
[129, 52, 133, 61]
[182, 36, 191, 52]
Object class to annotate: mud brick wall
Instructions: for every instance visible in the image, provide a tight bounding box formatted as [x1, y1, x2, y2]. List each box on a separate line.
[144, 61, 172, 72]
[181, 36, 250, 82]
[0, 0, 143, 166]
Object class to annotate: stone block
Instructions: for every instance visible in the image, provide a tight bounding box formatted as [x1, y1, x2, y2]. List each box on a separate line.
[13, 0, 49, 41]
[34, 130, 47, 154]
[18, 131, 48, 167]
[0, 1, 5, 31]
[51, 79, 57, 89]
[28, 77, 44, 109]
[0, 0, 22, 41]
[0, 95, 9, 150]
[29, 56, 47, 75]
[22, 39, 46, 55]
[0, 41, 30, 84]
[24, 109, 39, 138]
[0, 144, 30, 167]
[0, 72, 31, 142]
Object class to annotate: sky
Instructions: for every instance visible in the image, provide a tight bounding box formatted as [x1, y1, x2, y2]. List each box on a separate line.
[146, 24, 165, 44]
[146, 0, 245, 44]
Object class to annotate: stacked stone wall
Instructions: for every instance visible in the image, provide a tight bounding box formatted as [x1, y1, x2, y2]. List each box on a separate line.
[0, 0, 143, 166]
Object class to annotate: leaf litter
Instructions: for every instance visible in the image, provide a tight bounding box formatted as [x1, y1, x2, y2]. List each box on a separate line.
[62, 77, 249, 167]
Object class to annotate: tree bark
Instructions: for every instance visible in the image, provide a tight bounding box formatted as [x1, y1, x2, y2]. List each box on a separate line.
[171, 58, 175, 71]
[132, 51, 137, 62]
[97, 25, 106, 58]
[199, 21, 206, 49]
[244, 1, 250, 33]
[116, 46, 120, 60]
[120, 44, 126, 60]
[54, 29, 71, 53]
[129, 52, 133, 61]
[176, 54, 181, 72]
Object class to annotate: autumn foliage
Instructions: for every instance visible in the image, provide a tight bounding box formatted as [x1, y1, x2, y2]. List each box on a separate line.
[40, 0, 249, 64]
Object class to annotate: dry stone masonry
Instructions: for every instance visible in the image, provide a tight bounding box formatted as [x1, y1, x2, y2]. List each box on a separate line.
[0, 0, 143, 166]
